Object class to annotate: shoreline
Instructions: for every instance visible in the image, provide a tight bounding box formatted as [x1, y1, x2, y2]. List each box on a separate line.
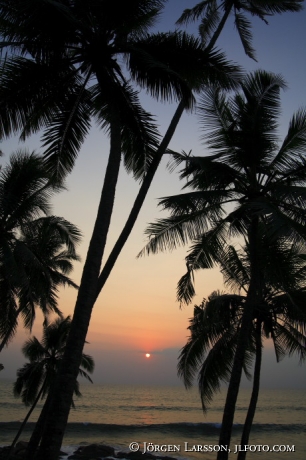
[0, 441, 186, 460]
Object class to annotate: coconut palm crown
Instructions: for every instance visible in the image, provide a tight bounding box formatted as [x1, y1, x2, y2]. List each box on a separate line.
[177, 0, 303, 60]
[11, 316, 94, 452]
[0, 0, 242, 182]
[140, 70, 306, 303]
[178, 239, 306, 410]
[178, 237, 306, 458]
[0, 151, 81, 351]
[14, 316, 94, 406]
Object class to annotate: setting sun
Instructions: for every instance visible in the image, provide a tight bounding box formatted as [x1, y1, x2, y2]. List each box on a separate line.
[145, 353, 151, 358]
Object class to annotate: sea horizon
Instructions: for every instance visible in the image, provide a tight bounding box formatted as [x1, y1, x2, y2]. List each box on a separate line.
[1, 380, 305, 459]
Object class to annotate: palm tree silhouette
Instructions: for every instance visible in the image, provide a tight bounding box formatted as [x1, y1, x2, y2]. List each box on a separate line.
[0, 2, 242, 456]
[140, 70, 306, 457]
[177, 0, 303, 60]
[0, 2, 302, 456]
[10, 316, 94, 457]
[178, 238, 306, 459]
[0, 151, 81, 352]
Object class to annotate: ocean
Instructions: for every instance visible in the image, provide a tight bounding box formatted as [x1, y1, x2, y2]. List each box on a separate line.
[0, 380, 305, 459]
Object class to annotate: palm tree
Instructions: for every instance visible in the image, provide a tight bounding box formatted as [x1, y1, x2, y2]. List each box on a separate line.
[234, 240, 306, 459]
[178, 239, 306, 459]
[87, 0, 302, 307]
[0, 3, 244, 457]
[139, 70, 306, 458]
[10, 316, 94, 457]
[178, 292, 253, 410]
[0, 2, 301, 457]
[177, 0, 303, 60]
[0, 151, 81, 352]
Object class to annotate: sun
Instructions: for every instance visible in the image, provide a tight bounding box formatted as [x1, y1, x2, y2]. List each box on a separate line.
[145, 353, 151, 358]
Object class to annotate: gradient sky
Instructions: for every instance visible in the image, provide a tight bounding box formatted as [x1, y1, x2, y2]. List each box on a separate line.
[1, 1, 306, 390]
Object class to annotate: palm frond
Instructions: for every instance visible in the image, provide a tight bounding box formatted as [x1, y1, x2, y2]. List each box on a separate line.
[14, 362, 46, 405]
[176, 1, 212, 25]
[22, 336, 47, 362]
[0, 56, 82, 140]
[198, 328, 238, 411]
[220, 245, 249, 292]
[128, 32, 196, 106]
[257, 1, 303, 15]
[272, 321, 306, 362]
[198, 3, 221, 47]
[0, 151, 80, 344]
[138, 210, 214, 256]
[92, 80, 160, 180]
[234, 13, 256, 61]
[129, 32, 242, 102]
[178, 332, 207, 389]
[41, 84, 92, 181]
[178, 291, 246, 403]
[0, 151, 57, 224]
[14, 316, 95, 410]
[271, 108, 306, 170]
[177, 270, 196, 306]
[80, 353, 95, 374]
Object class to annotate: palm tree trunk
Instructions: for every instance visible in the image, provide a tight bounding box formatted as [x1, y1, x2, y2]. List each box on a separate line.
[217, 304, 254, 459]
[32, 15, 236, 458]
[238, 320, 262, 460]
[34, 101, 186, 460]
[217, 219, 261, 460]
[7, 379, 47, 459]
[94, 2, 236, 299]
[205, 2, 233, 53]
[34, 117, 122, 460]
[24, 387, 54, 460]
[95, 99, 186, 298]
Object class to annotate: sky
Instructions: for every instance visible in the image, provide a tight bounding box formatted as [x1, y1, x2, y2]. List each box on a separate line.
[0, 0, 306, 390]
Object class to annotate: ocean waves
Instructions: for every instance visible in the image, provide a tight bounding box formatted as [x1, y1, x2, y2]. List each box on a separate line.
[1, 421, 305, 437]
